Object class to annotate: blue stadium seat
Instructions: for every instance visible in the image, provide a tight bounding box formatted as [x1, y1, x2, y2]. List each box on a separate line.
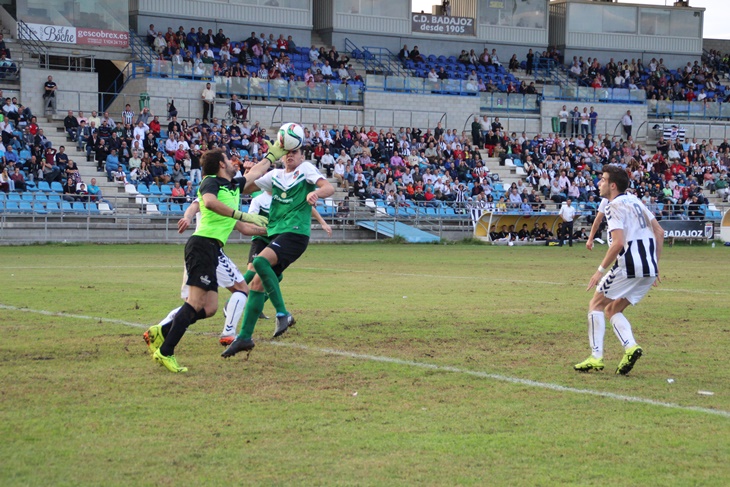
[8, 192, 21, 201]
[18, 201, 32, 213]
[21, 193, 34, 201]
[51, 181, 63, 193]
[32, 202, 47, 214]
[37, 181, 51, 192]
[72, 202, 86, 213]
[5, 201, 20, 213]
[46, 202, 61, 213]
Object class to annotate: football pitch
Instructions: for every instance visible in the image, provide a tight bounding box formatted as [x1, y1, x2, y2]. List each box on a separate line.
[1, 242, 728, 486]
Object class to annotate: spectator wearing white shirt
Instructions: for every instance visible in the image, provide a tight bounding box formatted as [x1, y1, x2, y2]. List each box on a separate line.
[165, 134, 179, 155]
[320, 60, 333, 79]
[133, 120, 149, 141]
[558, 198, 576, 247]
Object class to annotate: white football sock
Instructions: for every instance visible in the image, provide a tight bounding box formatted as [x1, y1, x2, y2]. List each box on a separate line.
[221, 290, 247, 337]
[587, 311, 605, 359]
[610, 313, 637, 349]
[158, 306, 181, 327]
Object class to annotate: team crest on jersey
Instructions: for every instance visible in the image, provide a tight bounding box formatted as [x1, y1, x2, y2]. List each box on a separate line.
[281, 192, 287, 198]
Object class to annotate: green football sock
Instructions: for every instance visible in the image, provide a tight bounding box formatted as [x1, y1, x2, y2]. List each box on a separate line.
[243, 270, 256, 284]
[253, 256, 287, 315]
[237, 290, 265, 340]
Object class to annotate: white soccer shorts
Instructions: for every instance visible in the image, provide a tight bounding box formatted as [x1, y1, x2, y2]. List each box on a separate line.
[597, 268, 656, 305]
[181, 249, 244, 298]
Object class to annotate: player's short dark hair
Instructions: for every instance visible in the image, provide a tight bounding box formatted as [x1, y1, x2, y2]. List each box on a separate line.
[604, 164, 629, 193]
[201, 149, 226, 176]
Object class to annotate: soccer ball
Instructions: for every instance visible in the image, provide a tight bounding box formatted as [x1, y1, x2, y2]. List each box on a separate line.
[277, 122, 305, 151]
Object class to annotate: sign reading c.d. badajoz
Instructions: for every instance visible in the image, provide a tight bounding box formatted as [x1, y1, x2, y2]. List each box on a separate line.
[659, 220, 714, 240]
[411, 14, 475, 36]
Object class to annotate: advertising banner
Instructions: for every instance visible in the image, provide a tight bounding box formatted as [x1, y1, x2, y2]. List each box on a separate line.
[77, 28, 129, 48]
[20, 23, 128, 48]
[659, 220, 714, 240]
[22, 23, 76, 44]
[411, 14, 475, 36]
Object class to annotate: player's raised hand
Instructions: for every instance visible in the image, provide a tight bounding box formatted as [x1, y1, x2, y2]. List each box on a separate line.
[242, 160, 255, 172]
[264, 139, 288, 163]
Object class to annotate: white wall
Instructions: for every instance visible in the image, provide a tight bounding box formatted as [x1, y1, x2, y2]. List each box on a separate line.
[20, 67, 99, 116]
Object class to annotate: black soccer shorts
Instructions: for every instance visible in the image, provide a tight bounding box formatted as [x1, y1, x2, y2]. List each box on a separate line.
[266, 233, 310, 276]
[184, 235, 220, 292]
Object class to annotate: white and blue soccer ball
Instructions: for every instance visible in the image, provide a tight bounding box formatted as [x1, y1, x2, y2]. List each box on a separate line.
[277, 122, 305, 151]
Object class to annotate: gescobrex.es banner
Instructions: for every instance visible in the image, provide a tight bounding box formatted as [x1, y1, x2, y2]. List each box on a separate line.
[21, 23, 128, 48]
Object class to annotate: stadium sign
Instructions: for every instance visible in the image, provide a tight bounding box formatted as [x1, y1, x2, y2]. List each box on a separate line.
[411, 14, 475, 36]
[21, 23, 129, 48]
[659, 220, 714, 240]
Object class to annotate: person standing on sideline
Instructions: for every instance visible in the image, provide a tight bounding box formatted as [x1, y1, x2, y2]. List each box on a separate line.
[558, 198, 576, 247]
[43, 75, 57, 115]
[201, 82, 215, 121]
[621, 110, 633, 138]
[558, 105, 569, 138]
[589, 106, 598, 138]
[143, 145, 280, 372]
[575, 165, 664, 375]
[222, 134, 335, 358]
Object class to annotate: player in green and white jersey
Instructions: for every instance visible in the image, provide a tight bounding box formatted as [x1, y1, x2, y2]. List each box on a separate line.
[222, 144, 334, 357]
[216, 190, 333, 344]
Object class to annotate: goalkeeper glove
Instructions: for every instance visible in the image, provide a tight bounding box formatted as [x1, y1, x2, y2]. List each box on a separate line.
[264, 139, 288, 163]
[231, 209, 268, 228]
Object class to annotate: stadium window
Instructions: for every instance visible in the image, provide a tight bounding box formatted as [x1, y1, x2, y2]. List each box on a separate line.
[669, 10, 700, 38]
[601, 6, 636, 34]
[335, 0, 405, 17]
[478, 0, 546, 29]
[639, 9, 670, 36]
[567, 3, 602, 34]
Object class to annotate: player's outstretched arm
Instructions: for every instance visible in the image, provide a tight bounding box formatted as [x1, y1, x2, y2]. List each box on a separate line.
[234, 221, 268, 237]
[311, 207, 332, 237]
[306, 178, 335, 206]
[587, 228, 624, 291]
[586, 211, 605, 250]
[177, 200, 200, 233]
[201, 193, 268, 227]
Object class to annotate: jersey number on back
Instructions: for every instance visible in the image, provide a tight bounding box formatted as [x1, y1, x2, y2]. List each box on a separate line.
[632, 203, 647, 229]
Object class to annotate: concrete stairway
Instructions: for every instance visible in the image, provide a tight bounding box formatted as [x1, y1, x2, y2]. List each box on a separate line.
[45, 119, 144, 213]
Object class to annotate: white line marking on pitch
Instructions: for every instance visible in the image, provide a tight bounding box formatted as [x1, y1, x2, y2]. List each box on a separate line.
[2, 303, 727, 419]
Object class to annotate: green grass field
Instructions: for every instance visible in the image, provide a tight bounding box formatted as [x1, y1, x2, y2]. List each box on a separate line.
[1, 243, 728, 486]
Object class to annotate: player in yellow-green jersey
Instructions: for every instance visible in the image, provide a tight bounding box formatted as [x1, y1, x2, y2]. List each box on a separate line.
[222, 142, 335, 358]
[149, 145, 285, 373]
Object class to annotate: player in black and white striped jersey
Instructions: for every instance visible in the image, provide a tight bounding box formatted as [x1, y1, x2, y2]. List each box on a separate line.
[576, 165, 664, 375]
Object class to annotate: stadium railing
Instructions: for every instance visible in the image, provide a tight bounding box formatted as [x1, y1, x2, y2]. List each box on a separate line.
[542, 85, 647, 104]
[648, 99, 730, 120]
